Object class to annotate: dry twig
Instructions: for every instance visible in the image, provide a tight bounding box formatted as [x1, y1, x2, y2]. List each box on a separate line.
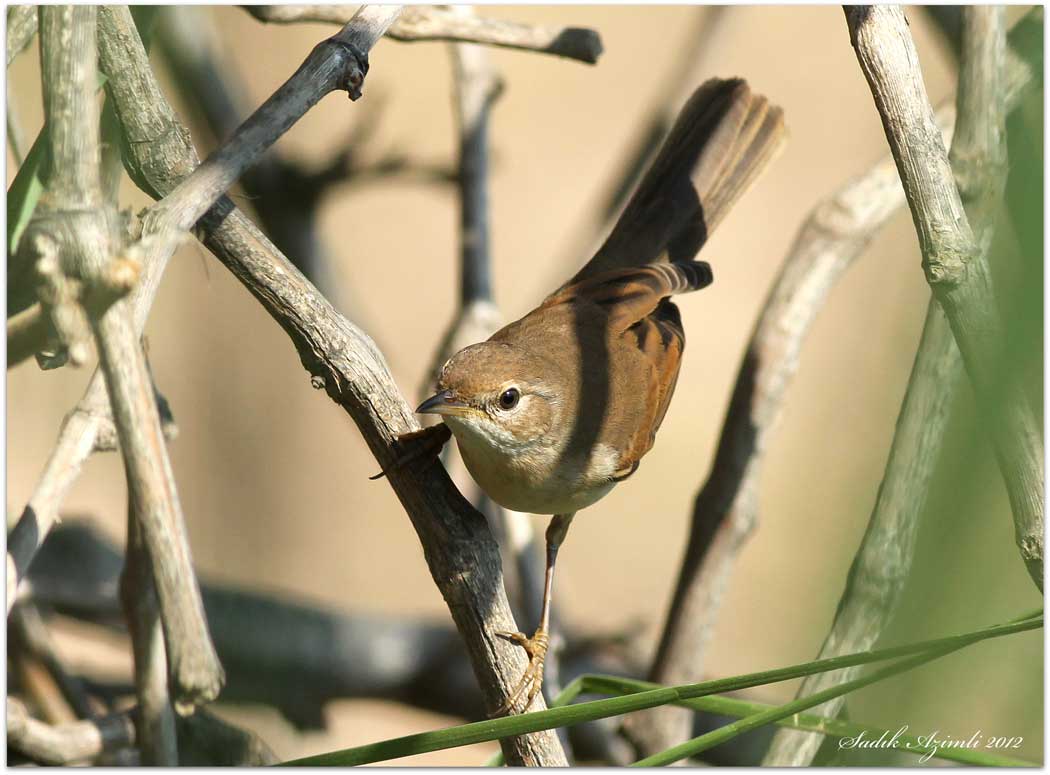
[120, 508, 178, 764]
[7, 697, 136, 766]
[7, 696, 276, 766]
[245, 5, 602, 64]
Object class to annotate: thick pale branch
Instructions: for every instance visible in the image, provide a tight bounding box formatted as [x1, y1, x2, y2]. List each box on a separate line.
[91, 303, 224, 713]
[845, 5, 1043, 588]
[246, 5, 603, 64]
[764, 9, 1031, 764]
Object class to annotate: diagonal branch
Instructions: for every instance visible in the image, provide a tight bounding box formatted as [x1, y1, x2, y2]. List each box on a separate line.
[845, 5, 1043, 589]
[95, 5, 565, 765]
[140, 4, 402, 240]
[244, 5, 603, 64]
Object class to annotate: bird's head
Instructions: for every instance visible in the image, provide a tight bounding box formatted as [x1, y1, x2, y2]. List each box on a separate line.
[416, 342, 562, 452]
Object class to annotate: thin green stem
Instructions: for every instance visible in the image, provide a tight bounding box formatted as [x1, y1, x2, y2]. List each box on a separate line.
[485, 670, 1034, 768]
[281, 614, 1040, 766]
[7, 128, 47, 261]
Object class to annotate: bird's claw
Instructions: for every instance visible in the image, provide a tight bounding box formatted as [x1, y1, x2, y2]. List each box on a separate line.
[491, 628, 550, 716]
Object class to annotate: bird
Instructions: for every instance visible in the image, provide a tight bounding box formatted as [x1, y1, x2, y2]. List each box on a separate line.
[413, 78, 785, 714]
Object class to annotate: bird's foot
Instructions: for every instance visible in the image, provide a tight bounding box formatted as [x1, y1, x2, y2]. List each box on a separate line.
[369, 424, 451, 480]
[492, 627, 550, 715]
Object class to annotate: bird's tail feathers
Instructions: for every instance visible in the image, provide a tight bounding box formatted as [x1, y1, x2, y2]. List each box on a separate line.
[570, 78, 785, 284]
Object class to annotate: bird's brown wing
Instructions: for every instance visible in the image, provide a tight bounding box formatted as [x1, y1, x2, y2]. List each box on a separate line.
[541, 260, 712, 478]
[543, 261, 712, 332]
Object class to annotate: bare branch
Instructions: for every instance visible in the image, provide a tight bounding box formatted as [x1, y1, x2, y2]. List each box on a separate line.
[245, 5, 603, 64]
[7, 696, 277, 766]
[845, 5, 1043, 588]
[10, 602, 96, 721]
[7, 697, 136, 766]
[949, 6, 1009, 227]
[631, 10, 1042, 755]
[95, 6, 565, 765]
[8, 404, 103, 611]
[144, 4, 401, 240]
[120, 508, 178, 764]
[90, 298, 224, 713]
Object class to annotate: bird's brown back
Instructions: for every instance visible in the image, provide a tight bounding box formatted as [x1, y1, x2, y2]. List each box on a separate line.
[493, 262, 712, 480]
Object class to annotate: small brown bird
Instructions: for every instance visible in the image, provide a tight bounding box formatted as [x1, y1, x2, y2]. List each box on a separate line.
[416, 78, 785, 713]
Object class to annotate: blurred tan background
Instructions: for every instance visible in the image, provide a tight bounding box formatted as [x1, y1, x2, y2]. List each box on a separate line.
[7, 5, 1042, 765]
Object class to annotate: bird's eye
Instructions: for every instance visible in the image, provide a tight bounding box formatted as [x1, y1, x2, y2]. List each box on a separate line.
[498, 387, 520, 410]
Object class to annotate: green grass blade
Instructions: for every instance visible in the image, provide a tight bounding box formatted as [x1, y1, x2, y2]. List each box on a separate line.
[6, 73, 108, 262]
[632, 642, 984, 766]
[7, 128, 48, 259]
[585, 675, 1033, 767]
[482, 677, 588, 765]
[280, 614, 1039, 766]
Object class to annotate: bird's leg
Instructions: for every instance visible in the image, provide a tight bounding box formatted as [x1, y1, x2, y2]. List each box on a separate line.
[369, 423, 452, 480]
[494, 513, 575, 715]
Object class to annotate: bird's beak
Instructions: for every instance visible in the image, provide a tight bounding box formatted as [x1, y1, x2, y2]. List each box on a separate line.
[416, 390, 471, 417]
